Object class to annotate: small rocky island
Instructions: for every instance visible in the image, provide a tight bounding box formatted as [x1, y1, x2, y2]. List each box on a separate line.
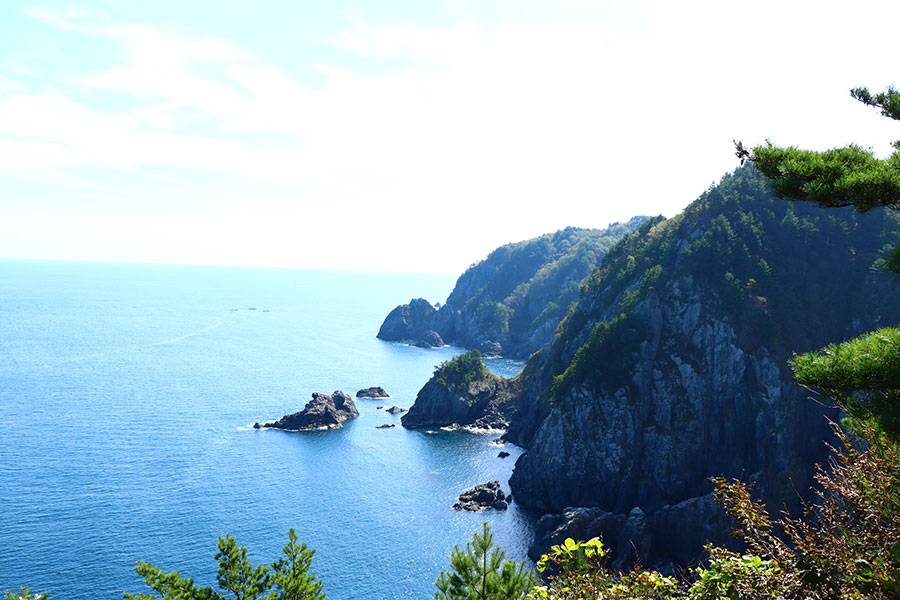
[385, 406, 406, 415]
[356, 387, 389, 398]
[254, 391, 359, 431]
[453, 481, 509, 511]
[401, 350, 520, 430]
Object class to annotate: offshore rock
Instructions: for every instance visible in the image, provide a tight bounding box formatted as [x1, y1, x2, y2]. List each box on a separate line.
[385, 406, 406, 415]
[356, 387, 389, 398]
[257, 391, 359, 431]
[402, 351, 521, 430]
[414, 329, 444, 348]
[453, 481, 508, 511]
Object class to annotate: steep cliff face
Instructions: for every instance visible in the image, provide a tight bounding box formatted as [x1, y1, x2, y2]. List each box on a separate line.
[505, 166, 900, 564]
[377, 218, 650, 358]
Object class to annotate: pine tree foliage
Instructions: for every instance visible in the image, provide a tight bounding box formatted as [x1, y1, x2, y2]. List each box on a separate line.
[737, 85, 900, 271]
[434, 523, 537, 600]
[123, 529, 324, 600]
[737, 84, 900, 437]
[791, 327, 900, 441]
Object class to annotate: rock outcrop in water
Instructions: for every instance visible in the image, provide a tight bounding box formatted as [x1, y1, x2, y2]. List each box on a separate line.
[401, 350, 520, 430]
[453, 481, 509, 511]
[377, 219, 650, 359]
[255, 391, 359, 431]
[413, 330, 444, 348]
[356, 387, 389, 398]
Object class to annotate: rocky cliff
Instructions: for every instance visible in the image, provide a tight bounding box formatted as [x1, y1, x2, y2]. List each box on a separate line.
[506, 166, 900, 565]
[378, 218, 650, 358]
[407, 165, 900, 567]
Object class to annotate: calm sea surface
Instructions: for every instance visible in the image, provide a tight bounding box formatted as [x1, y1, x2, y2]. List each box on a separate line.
[0, 260, 534, 600]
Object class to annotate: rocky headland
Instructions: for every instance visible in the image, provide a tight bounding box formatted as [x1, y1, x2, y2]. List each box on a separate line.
[377, 218, 651, 359]
[255, 391, 359, 431]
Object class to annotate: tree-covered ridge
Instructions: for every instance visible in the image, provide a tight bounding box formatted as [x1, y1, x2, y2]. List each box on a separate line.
[550, 164, 900, 402]
[433, 350, 491, 390]
[447, 218, 652, 353]
[377, 217, 651, 359]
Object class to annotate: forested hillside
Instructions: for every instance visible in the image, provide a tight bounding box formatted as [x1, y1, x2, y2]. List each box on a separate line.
[377, 218, 650, 358]
[399, 164, 900, 567]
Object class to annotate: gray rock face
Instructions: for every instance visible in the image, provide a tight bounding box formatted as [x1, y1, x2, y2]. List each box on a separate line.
[377, 298, 439, 341]
[477, 340, 502, 357]
[356, 387, 389, 398]
[504, 167, 900, 567]
[529, 496, 731, 570]
[385, 406, 406, 415]
[414, 329, 444, 348]
[453, 481, 508, 511]
[257, 391, 359, 431]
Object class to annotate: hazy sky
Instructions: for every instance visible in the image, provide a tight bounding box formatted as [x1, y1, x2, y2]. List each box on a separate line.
[1, 0, 898, 273]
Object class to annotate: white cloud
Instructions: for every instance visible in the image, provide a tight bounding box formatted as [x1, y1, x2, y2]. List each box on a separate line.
[3, 3, 900, 272]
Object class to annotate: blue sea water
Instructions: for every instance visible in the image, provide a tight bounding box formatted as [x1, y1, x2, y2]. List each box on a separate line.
[0, 260, 534, 600]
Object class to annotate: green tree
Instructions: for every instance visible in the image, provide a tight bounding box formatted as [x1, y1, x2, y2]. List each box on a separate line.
[435, 522, 537, 600]
[124, 528, 324, 600]
[736, 86, 900, 271]
[737, 85, 900, 441]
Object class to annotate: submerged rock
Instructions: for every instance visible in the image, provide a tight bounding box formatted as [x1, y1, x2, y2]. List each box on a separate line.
[498, 451, 510, 458]
[257, 391, 359, 431]
[453, 481, 508, 511]
[376, 423, 396, 429]
[357, 387, 389, 398]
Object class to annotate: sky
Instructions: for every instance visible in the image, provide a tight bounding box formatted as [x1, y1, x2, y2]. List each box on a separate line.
[1, 0, 899, 274]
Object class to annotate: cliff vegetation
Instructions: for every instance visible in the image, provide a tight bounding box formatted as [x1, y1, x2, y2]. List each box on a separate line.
[378, 218, 651, 358]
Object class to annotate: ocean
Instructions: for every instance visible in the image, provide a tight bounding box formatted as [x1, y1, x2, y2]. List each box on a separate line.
[0, 260, 534, 600]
